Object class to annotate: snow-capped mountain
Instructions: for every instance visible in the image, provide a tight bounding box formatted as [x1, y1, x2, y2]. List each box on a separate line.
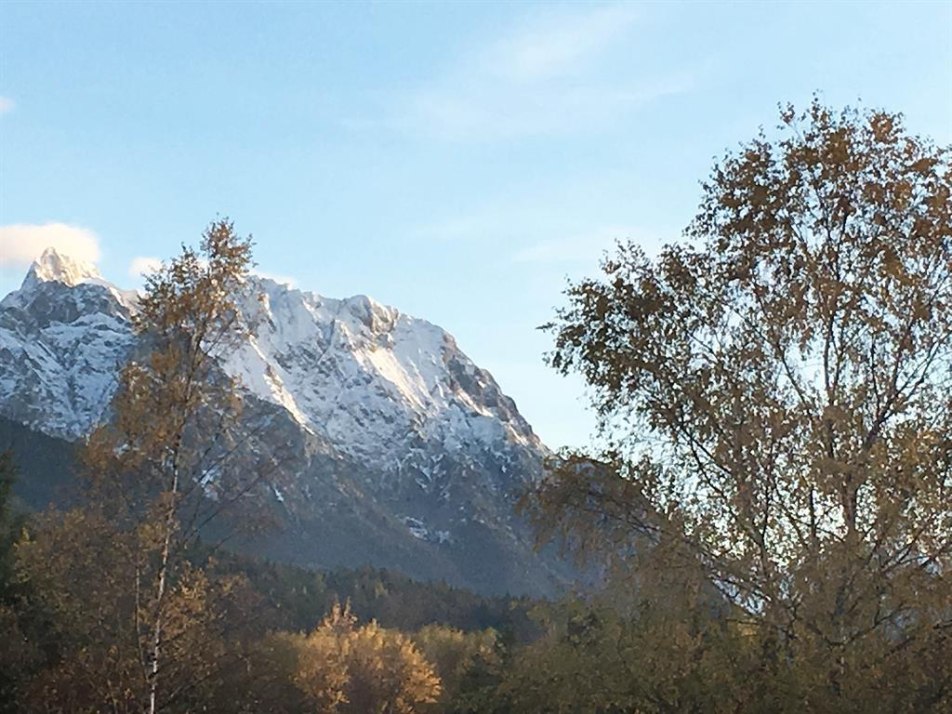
[0, 250, 137, 440]
[0, 248, 571, 595]
[225, 277, 544, 473]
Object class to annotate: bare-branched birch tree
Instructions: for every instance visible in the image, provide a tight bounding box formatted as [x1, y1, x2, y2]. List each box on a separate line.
[527, 100, 951, 710]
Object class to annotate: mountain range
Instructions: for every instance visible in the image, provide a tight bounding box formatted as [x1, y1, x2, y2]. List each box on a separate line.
[0, 248, 573, 596]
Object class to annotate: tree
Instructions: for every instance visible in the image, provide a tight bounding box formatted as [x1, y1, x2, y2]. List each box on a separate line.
[13, 509, 264, 713]
[528, 100, 952, 710]
[0, 452, 19, 601]
[288, 602, 442, 714]
[65, 218, 275, 712]
[0, 452, 40, 713]
[412, 624, 503, 713]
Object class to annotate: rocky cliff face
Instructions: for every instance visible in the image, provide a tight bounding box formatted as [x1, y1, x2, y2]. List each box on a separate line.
[0, 248, 571, 596]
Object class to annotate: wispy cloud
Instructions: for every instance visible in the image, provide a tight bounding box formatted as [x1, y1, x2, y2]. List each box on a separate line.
[390, 4, 692, 140]
[0, 223, 100, 268]
[412, 215, 490, 242]
[488, 4, 638, 83]
[0, 96, 14, 115]
[253, 269, 297, 288]
[128, 256, 163, 279]
[512, 225, 637, 264]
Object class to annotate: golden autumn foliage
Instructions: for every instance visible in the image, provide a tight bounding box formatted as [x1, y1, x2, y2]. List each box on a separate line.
[81, 220, 264, 714]
[2, 103, 949, 712]
[3, 220, 279, 713]
[279, 602, 442, 714]
[526, 100, 952, 711]
[11, 508, 262, 713]
[412, 624, 501, 710]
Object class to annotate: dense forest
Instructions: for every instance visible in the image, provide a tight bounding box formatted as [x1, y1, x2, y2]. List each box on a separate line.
[1, 100, 950, 712]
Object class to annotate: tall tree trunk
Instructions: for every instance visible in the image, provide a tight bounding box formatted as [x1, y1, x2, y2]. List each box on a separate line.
[148, 467, 179, 714]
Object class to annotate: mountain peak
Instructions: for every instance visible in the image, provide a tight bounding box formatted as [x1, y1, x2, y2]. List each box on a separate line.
[0, 250, 567, 594]
[23, 247, 105, 291]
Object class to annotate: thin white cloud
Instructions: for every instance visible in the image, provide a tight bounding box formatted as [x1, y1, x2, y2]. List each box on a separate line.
[488, 4, 638, 82]
[410, 79, 690, 141]
[513, 226, 638, 264]
[412, 215, 488, 242]
[0, 96, 14, 115]
[390, 3, 692, 140]
[128, 256, 163, 279]
[0, 223, 101, 268]
[253, 269, 297, 288]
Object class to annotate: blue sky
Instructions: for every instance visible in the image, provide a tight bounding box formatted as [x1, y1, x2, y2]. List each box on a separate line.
[1, 1, 950, 448]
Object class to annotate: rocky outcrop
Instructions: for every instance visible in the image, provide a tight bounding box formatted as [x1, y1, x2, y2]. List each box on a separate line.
[0, 248, 571, 596]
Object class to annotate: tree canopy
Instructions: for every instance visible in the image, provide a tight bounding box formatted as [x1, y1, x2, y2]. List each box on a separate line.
[528, 99, 952, 711]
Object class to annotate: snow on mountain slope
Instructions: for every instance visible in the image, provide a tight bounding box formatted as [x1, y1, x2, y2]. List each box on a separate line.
[0, 248, 543, 472]
[226, 279, 541, 469]
[0, 247, 573, 595]
[5, 247, 138, 310]
[0, 250, 137, 438]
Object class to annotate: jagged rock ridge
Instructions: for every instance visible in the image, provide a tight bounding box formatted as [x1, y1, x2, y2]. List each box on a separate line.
[0, 248, 571, 596]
